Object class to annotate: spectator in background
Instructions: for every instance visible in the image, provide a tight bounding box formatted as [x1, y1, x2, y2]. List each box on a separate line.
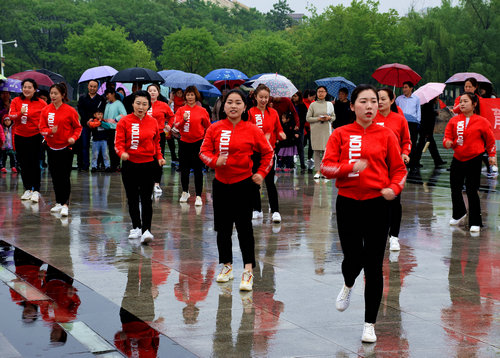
[396, 81, 421, 169]
[333, 87, 353, 129]
[291, 90, 308, 173]
[103, 88, 127, 172]
[211, 85, 230, 123]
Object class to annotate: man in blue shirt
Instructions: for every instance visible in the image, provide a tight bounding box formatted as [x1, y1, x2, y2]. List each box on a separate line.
[396, 81, 421, 169]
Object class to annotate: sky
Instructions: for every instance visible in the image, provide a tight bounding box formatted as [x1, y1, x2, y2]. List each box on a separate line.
[243, 0, 456, 16]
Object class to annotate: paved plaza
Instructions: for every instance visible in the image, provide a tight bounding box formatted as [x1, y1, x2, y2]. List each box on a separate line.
[0, 148, 499, 357]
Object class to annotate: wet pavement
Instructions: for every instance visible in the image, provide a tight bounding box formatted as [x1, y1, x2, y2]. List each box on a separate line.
[0, 143, 499, 357]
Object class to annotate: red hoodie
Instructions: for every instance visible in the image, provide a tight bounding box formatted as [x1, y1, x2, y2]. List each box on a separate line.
[147, 100, 174, 129]
[40, 103, 82, 150]
[443, 113, 496, 161]
[200, 119, 274, 184]
[321, 121, 407, 200]
[9, 97, 47, 137]
[115, 113, 163, 163]
[174, 105, 211, 143]
[248, 107, 284, 150]
[374, 111, 411, 155]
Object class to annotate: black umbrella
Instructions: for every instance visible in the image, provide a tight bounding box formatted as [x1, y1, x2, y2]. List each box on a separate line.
[35, 69, 74, 100]
[110, 67, 164, 84]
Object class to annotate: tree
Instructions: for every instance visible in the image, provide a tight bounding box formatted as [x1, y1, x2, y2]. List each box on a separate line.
[266, 0, 295, 31]
[158, 27, 219, 74]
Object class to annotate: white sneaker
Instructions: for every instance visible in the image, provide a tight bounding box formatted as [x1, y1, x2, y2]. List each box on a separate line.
[154, 184, 162, 194]
[60, 205, 69, 217]
[252, 211, 263, 219]
[470, 225, 480, 233]
[30, 191, 40, 203]
[313, 173, 321, 179]
[179, 191, 190, 203]
[128, 228, 142, 239]
[361, 323, 377, 343]
[272, 212, 282, 223]
[141, 230, 154, 244]
[389, 236, 400, 251]
[336, 284, 353, 312]
[449, 214, 467, 226]
[50, 204, 63, 213]
[21, 190, 33, 200]
[216, 264, 234, 283]
[239, 270, 254, 291]
[195, 196, 202, 206]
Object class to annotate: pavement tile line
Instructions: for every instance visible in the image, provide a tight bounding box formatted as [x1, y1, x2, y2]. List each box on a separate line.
[0, 332, 23, 358]
[0, 266, 51, 302]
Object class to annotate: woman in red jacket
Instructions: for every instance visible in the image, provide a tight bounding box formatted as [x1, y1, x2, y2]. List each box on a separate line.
[115, 90, 165, 244]
[39, 83, 82, 217]
[174, 86, 211, 206]
[443, 92, 496, 233]
[200, 89, 273, 292]
[9, 78, 47, 203]
[147, 84, 174, 195]
[375, 87, 411, 252]
[248, 84, 286, 223]
[321, 84, 407, 344]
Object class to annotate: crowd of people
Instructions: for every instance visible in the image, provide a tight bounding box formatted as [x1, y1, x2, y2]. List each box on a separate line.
[0, 73, 498, 344]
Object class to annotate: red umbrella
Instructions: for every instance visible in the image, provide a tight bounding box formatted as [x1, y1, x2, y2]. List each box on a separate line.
[8, 70, 54, 87]
[213, 79, 245, 90]
[372, 63, 421, 87]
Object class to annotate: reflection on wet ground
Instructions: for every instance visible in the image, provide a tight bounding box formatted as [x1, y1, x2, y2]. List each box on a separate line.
[0, 143, 499, 357]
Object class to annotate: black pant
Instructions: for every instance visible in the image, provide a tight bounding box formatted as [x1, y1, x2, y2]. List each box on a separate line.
[75, 126, 91, 169]
[336, 195, 391, 323]
[1, 149, 17, 169]
[179, 140, 203, 196]
[252, 153, 279, 213]
[107, 129, 120, 170]
[154, 132, 166, 183]
[450, 155, 483, 226]
[389, 195, 401, 238]
[297, 130, 306, 169]
[47, 146, 73, 205]
[166, 137, 178, 162]
[407, 122, 420, 167]
[213, 177, 255, 268]
[14, 134, 42, 191]
[121, 160, 156, 232]
[413, 132, 444, 166]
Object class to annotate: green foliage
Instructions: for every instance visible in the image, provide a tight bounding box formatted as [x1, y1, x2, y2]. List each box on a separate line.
[266, 0, 295, 30]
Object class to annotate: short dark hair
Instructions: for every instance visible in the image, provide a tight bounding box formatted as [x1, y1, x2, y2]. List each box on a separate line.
[20, 78, 41, 101]
[403, 81, 414, 88]
[221, 89, 248, 121]
[131, 90, 152, 109]
[88, 79, 99, 87]
[316, 86, 328, 94]
[184, 86, 201, 102]
[351, 84, 379, 104]
[339, 87, 349, 95]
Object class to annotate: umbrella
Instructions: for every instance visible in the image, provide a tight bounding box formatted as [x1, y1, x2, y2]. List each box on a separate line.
[0, 78, 22, 93]
[35, 69, 74, 99]
[205, 68, 248, 81]
[251, 74, 298, 97]
[97, 82, 131, 96]
[315, 76, 356, 99]
[413, 82, 446, 105]
[445, 72, 491, 85]
[199, 86, 222, 98]
[110, 67, 164, 84]
[0, 74, 6, 80]
[157, 69, 185, 83]
[161, 71, 216, 92]
[372, 63, 421, 87]
[213, 79, 245, 90]
[8, 70, 54, 87]
[79, 66, 118, 83]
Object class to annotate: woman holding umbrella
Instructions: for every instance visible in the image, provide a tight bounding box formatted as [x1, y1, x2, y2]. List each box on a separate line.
[9, 79, 47, 202]
[115, 90, 165, 244]
[173, 86, 211, 206]
[306, 86, 336, 179]
[443, 92, 496, 233]
[39, 83, 82, 217]
[147, 83, 174, 195]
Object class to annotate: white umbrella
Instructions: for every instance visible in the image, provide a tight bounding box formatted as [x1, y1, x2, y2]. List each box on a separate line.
[413, 82, 446, 105]
[251, 74, 298, 97]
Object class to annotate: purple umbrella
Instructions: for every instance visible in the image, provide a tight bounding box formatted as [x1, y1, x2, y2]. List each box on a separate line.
[445, 72, 491, 84]
[79, 66, 118, 83]
[0, 78, 22, 93]
[97, 82, 131, 96]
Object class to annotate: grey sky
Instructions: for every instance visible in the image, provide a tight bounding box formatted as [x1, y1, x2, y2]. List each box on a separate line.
[242, 0, 457, 16]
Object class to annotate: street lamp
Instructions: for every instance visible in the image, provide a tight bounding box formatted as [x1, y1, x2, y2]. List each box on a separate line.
[0, 39, 18, 77]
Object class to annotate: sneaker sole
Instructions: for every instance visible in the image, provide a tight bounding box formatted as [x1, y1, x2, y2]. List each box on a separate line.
[239, 285, 253, 291]
[216, 275, 234, 283]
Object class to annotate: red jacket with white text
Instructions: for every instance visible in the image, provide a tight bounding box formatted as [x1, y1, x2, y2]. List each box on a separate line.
[115, 113, 163, 163]
[174, 105, 211, 143]
[321, 121, 407, 200]
[147, 100, 174, 129]
[374, 111, 411, 155]
[248, 107, 284, 150]
[40, 103, 82, 149]
[9, 97, 47, 137]
[200, 119, 274, 184]
[443, 113, 496, 161]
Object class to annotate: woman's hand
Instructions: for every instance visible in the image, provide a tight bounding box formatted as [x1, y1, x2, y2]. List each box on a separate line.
[444, 140, 453, 149]
[121, 152, 129, 161]
[489, 156, 497, 166]
[279, 132, 286, 140]
[67, 137, 75, 145]
[402, 154, 410, 164]
[51, 125, 58, 134]
[265, 133, 271, 141]
[252, 173, 263, 185]
[183, 112, 189, 120]
[381, 188, 396, 200]
[165, 124, 171, 132]
[216, 153, 228, 167]
[158, 158, 166, 166]
[352, 159, 368, 173]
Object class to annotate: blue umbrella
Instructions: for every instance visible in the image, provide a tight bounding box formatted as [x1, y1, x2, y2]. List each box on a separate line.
[157, 70, 185, 83]
[315, 76, 356, 99]
[199, 86, 222, 98]
[205, 68, 248, 81]
[161, 71, 217, 92]
[0, 78, 22, 93]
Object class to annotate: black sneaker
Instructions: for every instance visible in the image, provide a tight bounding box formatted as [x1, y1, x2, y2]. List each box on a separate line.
[91, 167, 98, 173]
